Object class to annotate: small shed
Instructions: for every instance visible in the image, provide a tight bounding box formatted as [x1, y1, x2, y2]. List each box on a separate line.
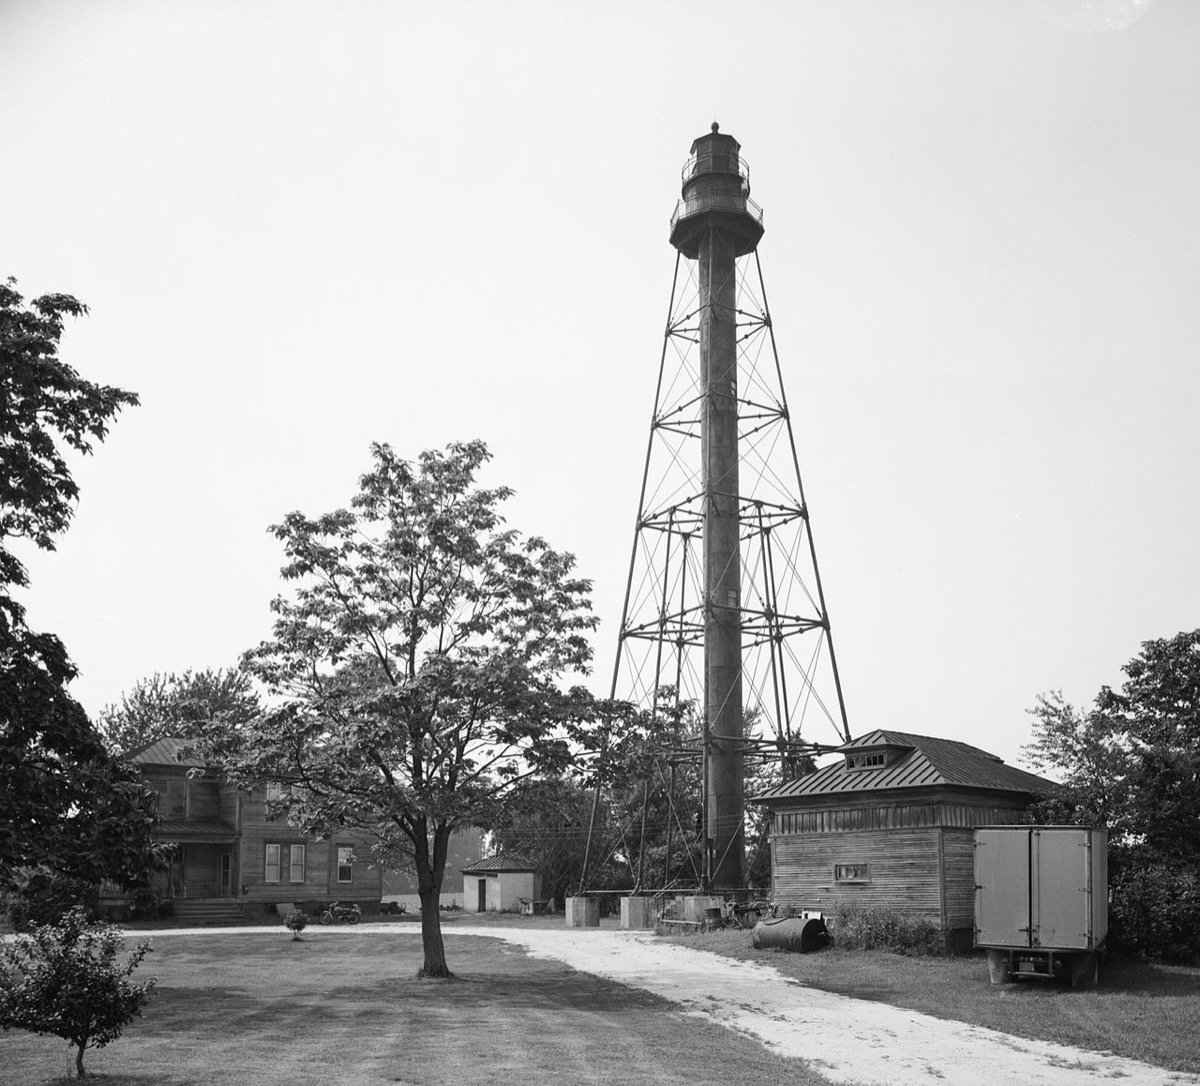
[754, 729, 1055, 950]
[462, 855, 541, 914]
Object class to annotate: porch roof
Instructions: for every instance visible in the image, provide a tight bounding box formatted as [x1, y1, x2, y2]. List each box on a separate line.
[156, 820, 237, 844]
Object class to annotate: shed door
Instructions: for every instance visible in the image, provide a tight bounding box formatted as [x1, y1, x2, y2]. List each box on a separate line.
[477, 878, 487, 912]
[975, 829, 1031, 948]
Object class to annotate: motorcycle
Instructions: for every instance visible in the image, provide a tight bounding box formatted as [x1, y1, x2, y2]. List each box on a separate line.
[319, 900, 361, 925]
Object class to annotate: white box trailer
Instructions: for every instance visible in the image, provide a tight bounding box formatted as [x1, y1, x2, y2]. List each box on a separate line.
[974, 825, 1107, 988]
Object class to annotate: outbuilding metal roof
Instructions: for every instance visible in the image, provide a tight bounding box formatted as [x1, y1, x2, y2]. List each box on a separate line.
[754, 729, 1054, 803]
[462, 854, 537, 873]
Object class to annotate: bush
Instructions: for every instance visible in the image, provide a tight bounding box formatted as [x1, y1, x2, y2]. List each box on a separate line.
[1110, 860, 1200, 963]
[129, 886, 163, 921]
[284, 910, 308, 941]
[0, 906, 155, 1078]
[828, 901, 944, 955]
[3, 869, 99, 932]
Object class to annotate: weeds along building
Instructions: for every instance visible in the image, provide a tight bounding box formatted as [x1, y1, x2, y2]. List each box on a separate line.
[754, 730, 1055, 951]
[121, 737, 382, 922]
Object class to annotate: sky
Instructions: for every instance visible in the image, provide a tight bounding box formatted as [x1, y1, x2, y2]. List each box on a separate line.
[4, 0, 1197, 771]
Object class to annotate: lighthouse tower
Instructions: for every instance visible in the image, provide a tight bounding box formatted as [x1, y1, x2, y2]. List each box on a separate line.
[610, 125, 851, 891]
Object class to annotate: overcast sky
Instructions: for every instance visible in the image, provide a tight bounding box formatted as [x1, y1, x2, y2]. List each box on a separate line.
[5, 0, 1197, 770]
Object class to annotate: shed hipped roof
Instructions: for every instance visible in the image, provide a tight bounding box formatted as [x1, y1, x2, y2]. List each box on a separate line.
[462, 855, 536, 874]
[754, 729, 1055, 803]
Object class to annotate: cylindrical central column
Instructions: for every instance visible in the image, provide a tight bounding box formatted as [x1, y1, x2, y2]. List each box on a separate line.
[699, 226, 744, 890]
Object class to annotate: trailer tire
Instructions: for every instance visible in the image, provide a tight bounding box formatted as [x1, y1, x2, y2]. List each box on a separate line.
[1069, 952, 1099, 989]
[986, 950, 1012, 985]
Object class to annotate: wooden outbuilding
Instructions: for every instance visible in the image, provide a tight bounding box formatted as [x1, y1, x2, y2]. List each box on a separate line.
[462, 855, 541, 914]
[754, 729, 1055, 950]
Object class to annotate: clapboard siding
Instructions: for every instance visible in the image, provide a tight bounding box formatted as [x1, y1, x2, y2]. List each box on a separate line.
[188, 779, 221, 821]
[772, 827, 944, 918]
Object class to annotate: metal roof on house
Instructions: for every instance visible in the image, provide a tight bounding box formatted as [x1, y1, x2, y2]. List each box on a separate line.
[462, 855, 536, 874]
[754, 729, 1054, 803]
[127, 736, 208, 767]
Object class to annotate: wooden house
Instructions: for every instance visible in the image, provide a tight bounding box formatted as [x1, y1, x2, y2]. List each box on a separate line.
[128, 737, 383, 921]
[754, 730, 1055, 950]
[461, 855, 541, 914]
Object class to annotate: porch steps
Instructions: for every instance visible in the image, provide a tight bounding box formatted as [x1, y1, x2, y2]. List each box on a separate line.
[169, 899, 245, 925]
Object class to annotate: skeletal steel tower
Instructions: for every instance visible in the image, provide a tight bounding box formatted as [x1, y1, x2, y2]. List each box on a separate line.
[611, 125, 852, 890]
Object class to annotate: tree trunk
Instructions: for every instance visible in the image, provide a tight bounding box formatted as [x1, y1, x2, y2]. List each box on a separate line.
[74, 1038, 87, 1078]
[414, 819, 452, 978]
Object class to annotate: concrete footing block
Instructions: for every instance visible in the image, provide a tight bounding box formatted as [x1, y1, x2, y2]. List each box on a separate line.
[620, 896, 655, 929]
[683, 895, 724, 924]
[565, 896, 600, 927]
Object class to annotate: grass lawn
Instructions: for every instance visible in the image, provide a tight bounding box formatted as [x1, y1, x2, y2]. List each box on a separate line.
[661, 928, 1200, 1076]
[3, 932, 834, 1086]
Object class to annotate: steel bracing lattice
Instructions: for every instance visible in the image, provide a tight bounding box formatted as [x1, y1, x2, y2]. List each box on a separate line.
[610, 247, 852, 773]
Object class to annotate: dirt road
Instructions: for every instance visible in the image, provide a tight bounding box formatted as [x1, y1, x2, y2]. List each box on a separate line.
[453, 924, 1196, 1086]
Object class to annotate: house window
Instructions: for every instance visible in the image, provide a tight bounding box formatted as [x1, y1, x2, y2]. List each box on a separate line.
[166, 780, 187, 816]
[337, 846, 354, 884]
[289, 844, 306, 884]
[846, 752, 886, 771]
[265, 843, 281, 883]
[834, 863, 870, 883]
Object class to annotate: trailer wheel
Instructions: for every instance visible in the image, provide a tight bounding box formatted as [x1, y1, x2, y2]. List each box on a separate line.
[1069, 952, 1099, 989]
[986, 950, 1012, 985]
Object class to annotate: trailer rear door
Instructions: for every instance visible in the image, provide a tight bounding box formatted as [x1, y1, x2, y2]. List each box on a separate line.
[974, 828, 1031, 948]
[1032, 827, 1093, 951]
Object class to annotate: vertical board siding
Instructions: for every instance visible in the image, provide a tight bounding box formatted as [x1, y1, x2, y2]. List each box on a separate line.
[772, 802, 1028, 835]
[941, 829, 976, 930]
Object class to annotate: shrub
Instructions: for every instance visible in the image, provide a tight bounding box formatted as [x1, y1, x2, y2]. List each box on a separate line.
[1110, 861, 1200, 963]
[284, 910, 308, 941]
[828, 901, 944, 955]
[3, 869, 99, 932]
[129, 886, 162, 921]
[0, 906, 155, 1078]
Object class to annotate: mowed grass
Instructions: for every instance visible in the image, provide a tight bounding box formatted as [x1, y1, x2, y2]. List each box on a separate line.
[662, 928, 1200, 1075]
[4, 932, 834, 1086]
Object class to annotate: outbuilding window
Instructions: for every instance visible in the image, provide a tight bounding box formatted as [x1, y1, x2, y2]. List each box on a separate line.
[834, 863, 870, 883]
[846, 752, 887, 770]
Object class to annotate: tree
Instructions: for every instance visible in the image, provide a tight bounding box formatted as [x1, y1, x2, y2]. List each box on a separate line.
[0, 906, 155, 1078]
[1025, 630, 1200, 960]
[97, 667, 260, 754]
[0, 279, 138, 602]
[1021, 690, 1130, 833]
[488, 776, 597, 909]
[195, 441, 597, 977]
[1097, 630, 1200, 861]
[0, 280, 159, 896]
